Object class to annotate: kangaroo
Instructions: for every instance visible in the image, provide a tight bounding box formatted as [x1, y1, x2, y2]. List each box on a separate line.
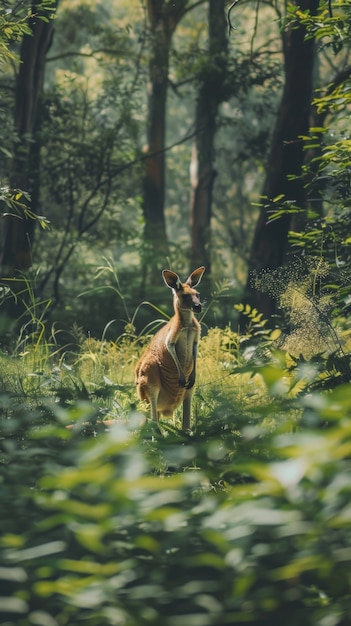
[135, 266, 205, 430]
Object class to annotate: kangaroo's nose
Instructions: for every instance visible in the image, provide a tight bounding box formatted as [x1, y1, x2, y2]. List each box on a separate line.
[192, 302, 202, 313]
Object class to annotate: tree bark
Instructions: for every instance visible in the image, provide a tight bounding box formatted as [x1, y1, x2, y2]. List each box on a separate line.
[1, 2, 57, 276]
[189, 0, 228, 275]
[142, 1, 201, 278]
[243, 0, 319, 318]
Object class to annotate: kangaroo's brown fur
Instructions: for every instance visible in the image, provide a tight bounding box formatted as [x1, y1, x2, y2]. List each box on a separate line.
[135, 266, 205, 430]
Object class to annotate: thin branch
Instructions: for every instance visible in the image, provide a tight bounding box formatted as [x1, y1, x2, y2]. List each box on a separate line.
[47, 48, 126, 62]
[100, 124, 200, 184]
[326, 65, 351, 95]
[227, 0, 243, 35]
[250, 0, 260, 59]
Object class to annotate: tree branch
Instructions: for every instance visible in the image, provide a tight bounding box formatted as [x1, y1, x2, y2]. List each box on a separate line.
[326, 65, 351, 95]
[47, 48, 126, 62]
[227, 0, 243, 35]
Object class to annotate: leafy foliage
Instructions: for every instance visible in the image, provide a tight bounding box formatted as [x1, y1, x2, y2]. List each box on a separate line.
[0, 4, 33, 67]
[1, 328, 351, 625]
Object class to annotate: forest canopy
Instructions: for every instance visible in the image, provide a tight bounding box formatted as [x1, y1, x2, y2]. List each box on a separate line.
[0, 0, 348, 336]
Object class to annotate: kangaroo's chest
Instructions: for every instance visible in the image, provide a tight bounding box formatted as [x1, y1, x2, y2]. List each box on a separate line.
[175, 326, 197, 364]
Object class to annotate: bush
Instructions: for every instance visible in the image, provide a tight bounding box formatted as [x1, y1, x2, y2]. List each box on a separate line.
[1, 356, 351, 625]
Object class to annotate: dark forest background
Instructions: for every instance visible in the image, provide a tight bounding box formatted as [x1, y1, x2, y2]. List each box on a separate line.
[1, 0, 350, 340]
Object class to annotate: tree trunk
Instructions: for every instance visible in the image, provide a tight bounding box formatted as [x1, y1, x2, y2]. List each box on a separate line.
[1, 2, 56, 276]
[142, 10, 170, 269]
[243, 0, 319, 318]
[189, 0, 228, 274]
[143, 1, 201, 279]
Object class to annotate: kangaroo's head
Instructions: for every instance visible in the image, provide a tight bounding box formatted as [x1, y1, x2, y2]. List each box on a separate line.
[162, 267, 205, 313]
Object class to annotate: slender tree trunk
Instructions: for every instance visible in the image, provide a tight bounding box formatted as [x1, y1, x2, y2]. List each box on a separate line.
[142, 1, 206, 279]
[0, 3, 56, 331]
[1, 2, 56, 276]
[189, 0, 228, 274]
[142, 2, 172, 269]
[142, 1, 187, 275]
[243, 0, 319, 318]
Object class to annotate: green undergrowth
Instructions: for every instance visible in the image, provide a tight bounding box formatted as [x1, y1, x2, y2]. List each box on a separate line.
[1, 346, 351, 625]
[1, 270, 351, 625]
[0, 305, 350, 432]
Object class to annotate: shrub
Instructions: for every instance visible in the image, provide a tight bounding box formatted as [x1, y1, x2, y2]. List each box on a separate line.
[1, 358, 351, 625]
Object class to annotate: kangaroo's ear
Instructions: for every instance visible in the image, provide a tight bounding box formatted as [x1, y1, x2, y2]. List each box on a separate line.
[162, 270, 182, 290]
[186, 266, 205, 288]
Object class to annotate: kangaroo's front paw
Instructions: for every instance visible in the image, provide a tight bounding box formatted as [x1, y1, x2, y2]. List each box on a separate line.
[184, 372, 195, 389]
[184, 379, 195, 389]
[178, 376, 186, 388]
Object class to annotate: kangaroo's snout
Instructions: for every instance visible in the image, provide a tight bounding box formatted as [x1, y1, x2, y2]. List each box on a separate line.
[192, 298, 202, 313]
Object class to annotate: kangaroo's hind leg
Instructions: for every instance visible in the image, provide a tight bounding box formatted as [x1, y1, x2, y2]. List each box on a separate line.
[148, 386, 161, 422]
[136, 361, 161, 423]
